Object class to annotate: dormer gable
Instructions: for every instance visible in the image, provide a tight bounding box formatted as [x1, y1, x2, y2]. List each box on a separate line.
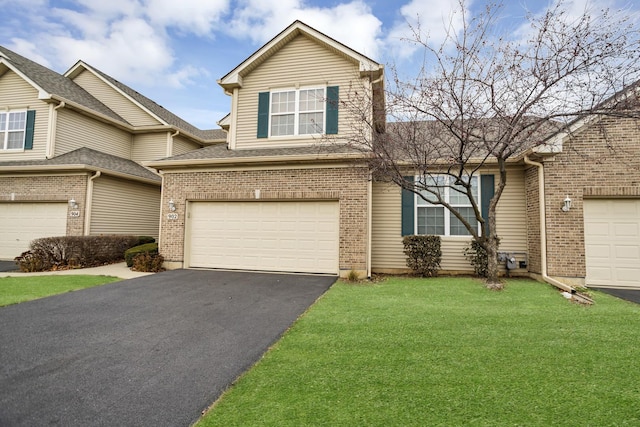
[218, 20, 383, 93]
[65, 62, 165, 128]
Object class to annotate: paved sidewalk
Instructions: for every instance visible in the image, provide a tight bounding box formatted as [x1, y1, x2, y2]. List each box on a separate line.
[0, 262, 153, 279]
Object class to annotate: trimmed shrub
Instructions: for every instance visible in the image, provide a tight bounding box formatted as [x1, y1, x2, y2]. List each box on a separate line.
[125, 243, 158, 267]
[132, 252, 165, 272]
[403, 235, 442, 277]
[135, 236, 156, 246]
[463, 237, 499, 278]
[15, 250, 50, 273]
[15, 235, 142, 272]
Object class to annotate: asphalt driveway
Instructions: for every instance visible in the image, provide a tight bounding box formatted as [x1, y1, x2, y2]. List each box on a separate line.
[592, 287, 640, 304]
[0, 260, 18, 272]
[0, 269, 336, 426]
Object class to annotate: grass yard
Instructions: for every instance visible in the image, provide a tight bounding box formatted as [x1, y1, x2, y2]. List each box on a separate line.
[0, 275, 120, 307]
[198, 276, 640, 427]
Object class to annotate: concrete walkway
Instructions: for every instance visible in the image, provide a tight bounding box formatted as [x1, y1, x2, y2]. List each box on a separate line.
[0, 261, 153, 279]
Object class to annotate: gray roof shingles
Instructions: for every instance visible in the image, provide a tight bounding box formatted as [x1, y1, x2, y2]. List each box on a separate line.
[86, 65, 225, 142]
[0, 45, 128, 124]
[158, 142, 362, 162]
[0, 45, 226, 141]
[0, 147, 161, 182]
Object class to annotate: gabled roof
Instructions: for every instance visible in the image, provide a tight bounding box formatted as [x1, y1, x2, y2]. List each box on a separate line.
[534, 79, 640, 155]
[65, 62, 218, 140]
[218, 20, 383, 91]
[0, 45, 128, 124]
[0, 45, 225, 142]
[0, 147, 161, 184]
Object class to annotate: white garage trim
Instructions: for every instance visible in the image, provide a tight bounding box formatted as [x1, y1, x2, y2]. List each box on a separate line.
[186, 200, 339, 274]
[584, 199, 640, 289]
[0, 202, 68, 259]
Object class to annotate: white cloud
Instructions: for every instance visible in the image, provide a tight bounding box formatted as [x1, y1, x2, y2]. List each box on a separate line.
[3, 0, 225, 87]
[227, 0, 384, 59]
[3, 38, 52, 68]
[385, 0, 469, 59]
[48, 17, 175, 85]
[144, 0, 230, 36]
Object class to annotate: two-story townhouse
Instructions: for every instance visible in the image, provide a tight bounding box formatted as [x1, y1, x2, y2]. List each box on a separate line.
[148, 20, 640, 289]
[0, 46, 225, 259]
[147, 21, 384, 277]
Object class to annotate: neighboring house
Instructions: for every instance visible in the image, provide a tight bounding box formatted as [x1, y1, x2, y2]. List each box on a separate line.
[0, 45, 225, 260]
[524, 110, 640, 289]
[147, 20, 640, 289]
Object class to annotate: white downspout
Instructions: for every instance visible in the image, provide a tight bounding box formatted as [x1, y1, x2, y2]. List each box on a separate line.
[523, 155, 574, 293]
[367, 172, 373, 278]
[84, 171, 101, 235]
[46, 101, 65, 158]
[167, 130, 179, 158]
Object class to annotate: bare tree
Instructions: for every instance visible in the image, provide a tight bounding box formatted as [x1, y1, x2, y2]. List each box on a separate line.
[344, 0, 640, 286]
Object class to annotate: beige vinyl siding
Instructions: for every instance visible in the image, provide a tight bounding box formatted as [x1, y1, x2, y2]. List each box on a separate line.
[172, 135, 201, 156]
[371, 168, 528, 273]
[89, 175, 160, 238]
[0, 70, 49, 160]
[55, 108, 132, 158]
[234, 34, 365, 149]
[132, 132, 167, 162]
[71, 69, 161, 127]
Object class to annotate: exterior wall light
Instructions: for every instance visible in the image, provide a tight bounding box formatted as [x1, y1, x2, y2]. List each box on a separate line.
[168, 199, 176, 212]
[69, 199, 79, 209]
[561, 195, 572, 212]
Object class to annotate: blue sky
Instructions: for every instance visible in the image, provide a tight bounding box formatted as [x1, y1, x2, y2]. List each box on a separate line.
[1, 0, 638, 129]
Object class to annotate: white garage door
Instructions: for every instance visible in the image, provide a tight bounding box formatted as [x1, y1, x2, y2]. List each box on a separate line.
[584, 199, 640, 288]
[0, 203, 68, 259]
[188, 201, 339, 274]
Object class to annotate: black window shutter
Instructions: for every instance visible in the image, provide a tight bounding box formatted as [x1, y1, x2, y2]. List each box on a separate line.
[325, 86, 339, 135]
[401, 176, 415, 236]
[480, 175, 495, 236]
[24, 110, 36, 150]
[257, 92, 269, 138]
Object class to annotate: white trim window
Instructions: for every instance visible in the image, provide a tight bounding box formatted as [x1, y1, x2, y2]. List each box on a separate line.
[416, 175, 479, 236]
[270, 87, 325, 136]
[0, 110, 27, 150]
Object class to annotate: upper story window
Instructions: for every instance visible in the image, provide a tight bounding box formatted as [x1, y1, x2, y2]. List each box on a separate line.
[0, 109, 35, 151]
[0, 111, 27, 150]
[415, 175, 479, 236]
[257, 86, 339, 139]
[270, 88, 325, 136]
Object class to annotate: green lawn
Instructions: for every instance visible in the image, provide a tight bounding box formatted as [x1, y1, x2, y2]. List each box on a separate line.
[0, 275, 120, 307]
[198, 277, 640, 427]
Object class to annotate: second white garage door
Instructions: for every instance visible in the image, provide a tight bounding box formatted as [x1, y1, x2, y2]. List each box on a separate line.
[188, 201, 339, 274]
[0, 202, 68, 260]
[584, 199, 640, 288]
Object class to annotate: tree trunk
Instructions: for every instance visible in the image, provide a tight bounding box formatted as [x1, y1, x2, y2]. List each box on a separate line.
[485, 236, 501, 287]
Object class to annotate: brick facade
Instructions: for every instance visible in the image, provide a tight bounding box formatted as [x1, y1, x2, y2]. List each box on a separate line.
[160, 165, 370, 275]
[539, 117, 640, 281]
[0, 174, 88, 235]
[524, 166, 542, 274]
